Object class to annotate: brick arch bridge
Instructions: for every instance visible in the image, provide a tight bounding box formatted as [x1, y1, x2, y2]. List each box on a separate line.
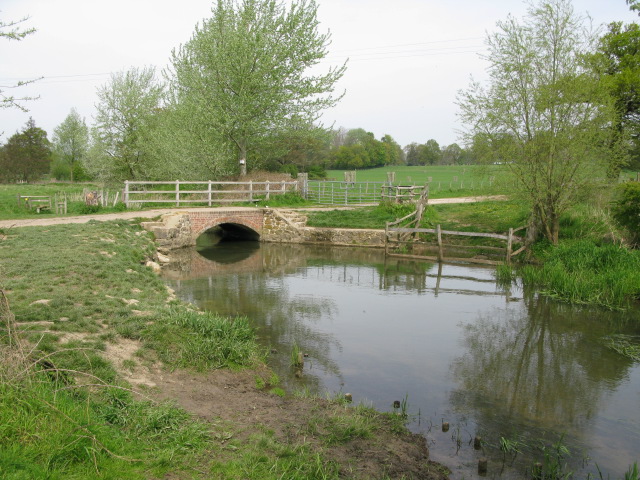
[142, 207, 307, 251]
[142, 206, 385, 252]
[188, 209, 265, 241]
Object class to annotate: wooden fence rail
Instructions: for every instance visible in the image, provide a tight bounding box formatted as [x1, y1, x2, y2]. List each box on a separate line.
[385, 219, 527, 265]
[123, 180, 299, 207]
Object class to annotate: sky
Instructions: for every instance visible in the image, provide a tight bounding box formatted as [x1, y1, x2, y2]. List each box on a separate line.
[1, 0, 638, 149]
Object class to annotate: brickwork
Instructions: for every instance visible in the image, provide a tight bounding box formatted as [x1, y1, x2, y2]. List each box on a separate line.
[143, 207, 386, 253]
[189, 210, 264, 240]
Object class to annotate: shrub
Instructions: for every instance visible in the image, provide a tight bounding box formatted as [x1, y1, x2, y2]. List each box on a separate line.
[612, 182, 640, 246]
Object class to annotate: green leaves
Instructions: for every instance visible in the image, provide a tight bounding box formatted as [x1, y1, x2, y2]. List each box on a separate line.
[167, 0, 346, 175]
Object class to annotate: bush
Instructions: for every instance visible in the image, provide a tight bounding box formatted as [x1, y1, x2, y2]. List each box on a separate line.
[612, 182, 640, 246]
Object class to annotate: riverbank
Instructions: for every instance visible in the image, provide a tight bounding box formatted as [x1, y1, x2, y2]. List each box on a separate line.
[0, 219, 450, 479]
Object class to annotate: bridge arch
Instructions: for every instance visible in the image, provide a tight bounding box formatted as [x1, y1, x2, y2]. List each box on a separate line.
[189, 211, 264, 244]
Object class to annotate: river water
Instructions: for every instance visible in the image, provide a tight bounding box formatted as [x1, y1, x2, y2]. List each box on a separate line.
[162, 241, 640, 479]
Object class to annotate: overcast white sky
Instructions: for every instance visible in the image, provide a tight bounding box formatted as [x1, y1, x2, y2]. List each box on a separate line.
[1, 0, 638, 149]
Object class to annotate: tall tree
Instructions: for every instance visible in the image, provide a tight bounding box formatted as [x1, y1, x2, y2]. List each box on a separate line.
[458, 0, 624, 244]
[52, 109, 89, 182]
[0, 118, 50, 182]
[168, 0, 346, 176]
[381, 134, 404, 165]
[88, 67, 163, 182]
[441, 143, 462, 165]
[595, 22, 640, 171]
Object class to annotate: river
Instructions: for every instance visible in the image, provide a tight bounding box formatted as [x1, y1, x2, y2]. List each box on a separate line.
[162, 240, 640, 479]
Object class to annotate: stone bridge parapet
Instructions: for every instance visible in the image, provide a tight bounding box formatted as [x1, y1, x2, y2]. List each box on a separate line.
[142, 207, 385, 252]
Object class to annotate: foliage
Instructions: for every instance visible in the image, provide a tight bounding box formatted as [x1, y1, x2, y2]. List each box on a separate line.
[595, 21, 640, 172]
[0, 118, 51, 182]
[51, 108, 89, 182]
[520, 240, 640, 309]
[167, 0, 346, 176]
[612, 181, 640, 245]
[605, 335, 640, 361]
[327, 129, 404, 169]
[458, 0, 625, 244]
[88, 67, 164, 182]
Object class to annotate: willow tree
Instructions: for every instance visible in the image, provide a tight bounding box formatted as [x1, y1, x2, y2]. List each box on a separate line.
[458, 0, 625, 244]
[167, 0, 346, 176]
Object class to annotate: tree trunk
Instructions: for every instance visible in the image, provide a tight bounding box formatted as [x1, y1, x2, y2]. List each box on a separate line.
[239, 145, 247, 176]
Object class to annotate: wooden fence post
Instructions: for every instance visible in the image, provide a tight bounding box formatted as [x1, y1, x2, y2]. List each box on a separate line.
[265, 181, 270, 201]
[506, 227, 514, 264]
[175, 180, 180, 206]
[208, 180, 212, 206]
[436, 224, 444, 262]
[124, 181, 130, 207]
[249, 181, 253, 202]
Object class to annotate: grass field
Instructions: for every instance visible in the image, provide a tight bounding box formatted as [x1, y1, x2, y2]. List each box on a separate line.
[327, 164, 506, 184]
[326, 165, 512, 199]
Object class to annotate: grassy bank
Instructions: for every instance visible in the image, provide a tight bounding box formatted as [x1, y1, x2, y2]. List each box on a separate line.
[0, 220, 447, 479]
[306, 199, 530, 233]
[306, 200, 640, 310]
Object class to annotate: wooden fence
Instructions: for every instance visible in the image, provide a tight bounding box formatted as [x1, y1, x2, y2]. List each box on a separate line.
[385, 209, 527, 265]
[123, 180, 299, 207]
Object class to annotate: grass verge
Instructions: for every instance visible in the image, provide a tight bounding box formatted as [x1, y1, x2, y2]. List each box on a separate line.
[0, 219, 445, 479]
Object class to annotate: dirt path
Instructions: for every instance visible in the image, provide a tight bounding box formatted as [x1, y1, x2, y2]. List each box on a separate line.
[0, 196, 507, 229]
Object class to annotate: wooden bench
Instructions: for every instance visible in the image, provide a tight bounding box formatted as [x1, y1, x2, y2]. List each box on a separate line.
[17, 195, 52, 213]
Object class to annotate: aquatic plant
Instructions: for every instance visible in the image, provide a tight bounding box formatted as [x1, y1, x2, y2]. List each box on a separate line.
[604, 335, 640, 361]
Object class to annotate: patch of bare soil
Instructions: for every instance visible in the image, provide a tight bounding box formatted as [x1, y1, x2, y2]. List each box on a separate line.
[142, 366, 450, 479]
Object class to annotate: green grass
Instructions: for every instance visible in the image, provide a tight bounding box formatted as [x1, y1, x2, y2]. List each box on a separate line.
[326, 165, 512, 198]
[306, 200, 528, 232]
[1, 219, 444, 479]
[0, 182, 132, 220]
[520, 240, 640, 309]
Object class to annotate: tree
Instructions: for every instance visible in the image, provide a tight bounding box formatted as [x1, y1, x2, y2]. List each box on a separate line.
[381, 134, 404, 165]
[0, 118, 51, 182]
[168, 0, 346, 176]
[458, 0, 624, 244]
[422, 139, 441, 165]
[441, 143, 462, 165]
[88, 67, 164, 182]
[52, 109, 89, 182]
[596, 22, 640, 171]
[1, 15, 40, 113]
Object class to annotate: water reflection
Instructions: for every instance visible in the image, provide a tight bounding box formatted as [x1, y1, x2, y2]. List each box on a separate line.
[451, 291, 639, 475]
[162, 242, 640, 479]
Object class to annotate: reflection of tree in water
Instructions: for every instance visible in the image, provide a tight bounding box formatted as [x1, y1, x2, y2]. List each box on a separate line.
[451, 290, 634, 446]
[165, 244, 344, 393]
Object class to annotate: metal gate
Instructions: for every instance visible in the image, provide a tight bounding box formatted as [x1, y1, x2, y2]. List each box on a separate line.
[305, 181, 385, 205]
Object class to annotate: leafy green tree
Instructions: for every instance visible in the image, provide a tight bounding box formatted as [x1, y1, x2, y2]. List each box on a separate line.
[458, 0, 624, 244]
[441, 143, 462, 165]
[88, 67, 163, 182]
[51, 109, 89, 182]
[596, 22, 640, 171]
[167, 0, 346, 176]
[1, 15, 40, 113]
[381, 134, 404, 165]
[0, 118, 51, 182]
[422, 139, 441, 165]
